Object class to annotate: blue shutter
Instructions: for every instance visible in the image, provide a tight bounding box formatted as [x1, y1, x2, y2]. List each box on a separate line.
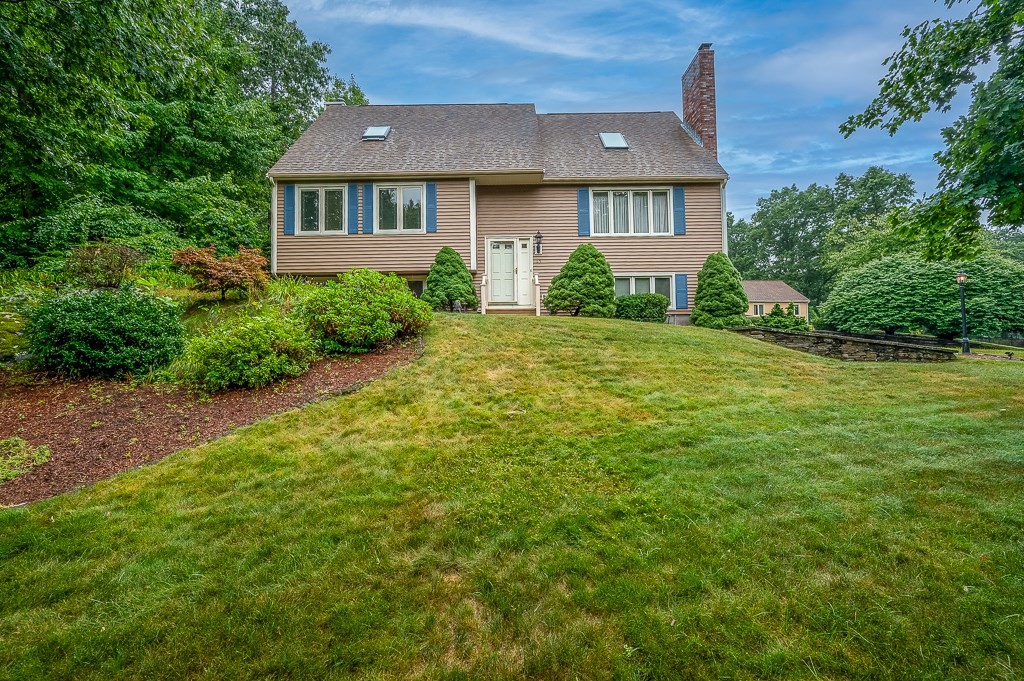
[347, 184, 359, 234]
[283, 184, 295, 235]
[672, 186, 686, 235]
[675, 273, 689, 310]
[425, 182, 437, 233]
[577, 188, 590, 237]
[361, 184, 374, 233]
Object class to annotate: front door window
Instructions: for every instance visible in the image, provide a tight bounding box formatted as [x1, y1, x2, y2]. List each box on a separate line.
[490, 241, 516, 302]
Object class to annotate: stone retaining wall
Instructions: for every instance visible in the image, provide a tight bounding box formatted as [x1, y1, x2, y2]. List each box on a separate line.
[731, 327, 957, 362]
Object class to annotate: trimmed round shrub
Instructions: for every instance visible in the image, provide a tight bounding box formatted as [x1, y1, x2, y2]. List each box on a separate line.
[691, 252, 749, 329]
[544, 244, 616, 317]
[297, 269, 432, 353]
[614, 293, 669, 323]
[753, 304, 811, 331]
[422, 247, 478, 311]
[25, 289, 184, 377]
[173, 312, 318, 392]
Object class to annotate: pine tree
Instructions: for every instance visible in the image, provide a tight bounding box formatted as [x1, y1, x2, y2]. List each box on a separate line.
[543, 244, 615, 317]
[691, 252, 749, 329]
[421, 247, 478, 310]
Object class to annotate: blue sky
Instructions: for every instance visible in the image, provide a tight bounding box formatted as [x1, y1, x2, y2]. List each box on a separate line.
[286, 0, 967, 218]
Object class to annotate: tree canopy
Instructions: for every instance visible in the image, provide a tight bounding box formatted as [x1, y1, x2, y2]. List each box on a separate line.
[0, 0, 366, 267]
[818, 252, 1024, 337]
[842, 0, 1024, 258]
[728, 166, 917, 305]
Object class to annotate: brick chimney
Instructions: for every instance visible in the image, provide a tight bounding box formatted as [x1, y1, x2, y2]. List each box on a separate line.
[681, 43, 717, 157]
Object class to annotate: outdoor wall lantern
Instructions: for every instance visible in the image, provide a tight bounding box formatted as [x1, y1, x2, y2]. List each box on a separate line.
[956, 270, 970, 354]
[534, 230, 543, 255]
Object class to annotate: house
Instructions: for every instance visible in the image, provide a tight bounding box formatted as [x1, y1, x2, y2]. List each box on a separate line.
[267, 44, 728, 322]
[743, 280, 811, 320]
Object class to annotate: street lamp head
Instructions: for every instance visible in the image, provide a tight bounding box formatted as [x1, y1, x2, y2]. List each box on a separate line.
[955, 270, 969, 286]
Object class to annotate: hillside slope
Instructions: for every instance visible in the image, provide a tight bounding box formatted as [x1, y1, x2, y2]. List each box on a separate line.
[2, 315, 1023, 679]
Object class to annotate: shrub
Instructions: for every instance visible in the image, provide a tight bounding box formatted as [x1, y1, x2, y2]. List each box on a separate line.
[173, 311, 318, 392]
[422, 247, 478, 310]
[613, 293, 670, 323]
[1, 437, 51, 482]
[544, 244, 616, 317]
[172, 245, 269, 300]
[819, 252, 1024, 337]
[33, 195, 177, 255]
[25, 289, 184, 377]
[297, 269, 432, 353]
[64, 242, 146, 288]
[691, 252, 749, 329]
[753, 304, 811, 331]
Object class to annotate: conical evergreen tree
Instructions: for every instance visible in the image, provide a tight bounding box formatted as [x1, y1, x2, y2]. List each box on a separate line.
[691, 252, 749, 329]
[421, 247, 478, 310]
[543, 244, 615, 317]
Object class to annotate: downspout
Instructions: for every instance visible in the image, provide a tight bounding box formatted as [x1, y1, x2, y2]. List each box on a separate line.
[469, 179, 478, 271]
[269, 177, 278, 275]
[720, 179, 728, 255]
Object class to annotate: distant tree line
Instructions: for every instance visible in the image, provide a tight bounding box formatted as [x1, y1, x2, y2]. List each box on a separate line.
[0, 0, 367, 268]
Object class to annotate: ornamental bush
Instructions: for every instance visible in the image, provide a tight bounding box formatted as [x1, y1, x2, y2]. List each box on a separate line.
[613, 293, 670, 323]
[691, 252, 749, 329]
[421, 247, 478, 310]
[172, 245, 269, 300]
[818, 252, 1024, 337]
[543, 244, 616, 317]
[297, 269, 432, 353]
[753, 303, 811, 331]
[173, 311, 318, 392]
[25, 289, 184, 377]
[33, 195, 178, 255]
[64, 242, 146, 288]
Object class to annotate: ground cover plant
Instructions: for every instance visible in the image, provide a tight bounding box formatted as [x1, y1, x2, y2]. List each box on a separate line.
[1, 314, 1021, 679]
[0, 438, 50, 483]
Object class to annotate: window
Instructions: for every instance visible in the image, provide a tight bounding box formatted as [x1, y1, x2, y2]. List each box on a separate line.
[297, 186, 346, 234]
[377, 185, 424, 232]
[362, 125, 391, 140]
[592, 189, 670, 235]
[614, 275, 672, 302]
[792, 304, 801, 316]
[406, 278, 425, 297]
[599, 132, 629, 149]
[753, 304, 765, 316]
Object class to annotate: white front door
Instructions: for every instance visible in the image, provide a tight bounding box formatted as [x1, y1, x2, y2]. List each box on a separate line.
[489, 240, 516, 302]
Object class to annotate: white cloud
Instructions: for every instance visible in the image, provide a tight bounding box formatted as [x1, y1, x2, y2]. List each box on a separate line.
[305, 0, 717, 61]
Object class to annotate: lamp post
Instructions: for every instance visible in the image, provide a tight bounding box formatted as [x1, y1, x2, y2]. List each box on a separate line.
[533, 230, 543, 255]
[955, 270, 970, 355]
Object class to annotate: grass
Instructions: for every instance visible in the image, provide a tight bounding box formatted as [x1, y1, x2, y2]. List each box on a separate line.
[1, 314, 1023, 679]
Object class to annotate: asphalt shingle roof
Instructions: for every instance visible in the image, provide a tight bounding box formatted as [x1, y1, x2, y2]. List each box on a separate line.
[269, 103, 727, 180]
[742, 280, 810, 302]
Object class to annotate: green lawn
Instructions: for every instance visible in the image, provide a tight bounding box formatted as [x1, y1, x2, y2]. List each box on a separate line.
[2, 315, 1023, 679]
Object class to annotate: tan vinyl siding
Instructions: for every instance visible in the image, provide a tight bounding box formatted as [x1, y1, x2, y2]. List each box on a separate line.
[275, 179, 471, 275]
[475, 183, 724, 310]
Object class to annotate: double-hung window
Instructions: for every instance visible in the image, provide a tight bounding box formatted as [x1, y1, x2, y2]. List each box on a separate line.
[753, 304, 765, 316]
[614, 275, 673, 301]
[298, 186, 346, 234]
[377, 184, 424, 232]
[792, 304, 801, 316]
[592, 189, 670, 235]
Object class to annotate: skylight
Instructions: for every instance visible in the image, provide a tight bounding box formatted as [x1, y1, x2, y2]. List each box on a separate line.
[362, 125, 391, 141]
[599, 132, 628, 149]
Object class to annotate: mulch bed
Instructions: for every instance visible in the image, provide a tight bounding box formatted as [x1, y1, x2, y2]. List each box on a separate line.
[0, 342, 421, 507]
[964, 352, 1022, 361]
